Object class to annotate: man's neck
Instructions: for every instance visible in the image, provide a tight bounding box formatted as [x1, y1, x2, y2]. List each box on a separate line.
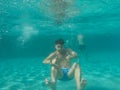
[57, 49, 66, 55]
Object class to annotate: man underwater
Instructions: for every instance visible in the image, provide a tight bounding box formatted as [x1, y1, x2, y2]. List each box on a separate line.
[43, 39, 86, 90]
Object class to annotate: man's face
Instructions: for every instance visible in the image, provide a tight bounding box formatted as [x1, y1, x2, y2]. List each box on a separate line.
[55, 44, 63, 51]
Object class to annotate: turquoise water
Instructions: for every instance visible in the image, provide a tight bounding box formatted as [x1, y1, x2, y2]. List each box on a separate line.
[0, 0, 120, 90]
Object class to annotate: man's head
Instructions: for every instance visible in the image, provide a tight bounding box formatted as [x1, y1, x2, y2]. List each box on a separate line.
[55, 39, 65, 51]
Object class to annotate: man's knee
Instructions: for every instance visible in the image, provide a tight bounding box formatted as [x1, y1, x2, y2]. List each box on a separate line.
[51, 66, 55, 70]
[73, 62, 80, 68]
[51, 66, 58, 72]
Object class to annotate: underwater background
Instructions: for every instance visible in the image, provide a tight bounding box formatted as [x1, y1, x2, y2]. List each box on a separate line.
[0, 0, 120, 90]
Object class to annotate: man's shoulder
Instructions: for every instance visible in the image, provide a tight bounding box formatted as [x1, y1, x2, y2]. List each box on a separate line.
[49, 51, 57, 55]
[66, 48, 76, 53]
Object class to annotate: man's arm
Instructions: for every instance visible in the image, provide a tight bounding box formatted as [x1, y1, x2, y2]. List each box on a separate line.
[66, 48, 78, 60]
[43, 52, 56, 64]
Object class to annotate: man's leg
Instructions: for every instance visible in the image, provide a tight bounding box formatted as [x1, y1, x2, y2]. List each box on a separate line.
[45, 66, 63, 90]
[68, 63, 86, 90]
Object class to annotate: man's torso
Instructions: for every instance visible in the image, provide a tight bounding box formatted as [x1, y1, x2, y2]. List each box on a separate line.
[53, 49, 72, 68]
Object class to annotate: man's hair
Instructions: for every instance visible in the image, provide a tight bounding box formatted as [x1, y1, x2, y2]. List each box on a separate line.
[55, 39, 64, 45]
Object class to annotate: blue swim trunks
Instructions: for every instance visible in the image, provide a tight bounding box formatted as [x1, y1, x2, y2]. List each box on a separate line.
[58, 68, 72, 81]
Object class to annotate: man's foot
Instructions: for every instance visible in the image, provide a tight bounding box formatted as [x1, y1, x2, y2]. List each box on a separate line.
[81, 79, 87, 89]
[45, 79, 56, 89]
